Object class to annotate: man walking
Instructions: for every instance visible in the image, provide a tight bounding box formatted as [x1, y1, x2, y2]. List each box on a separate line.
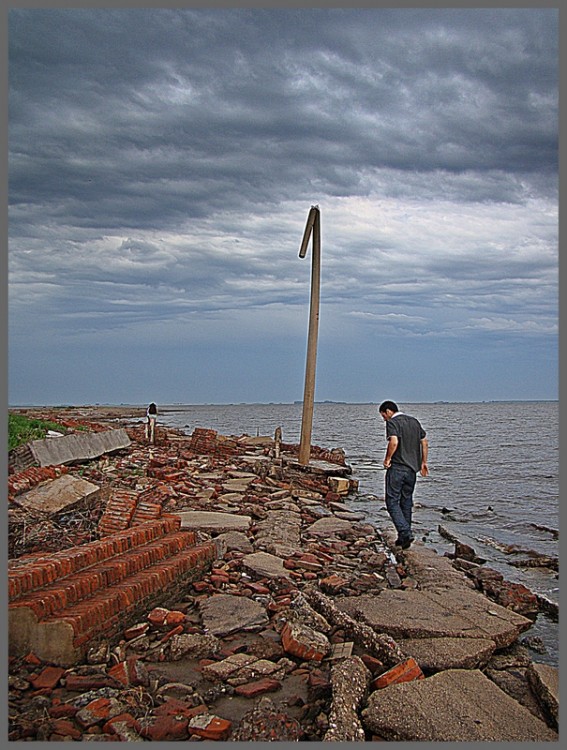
[379, 400, 429, 549]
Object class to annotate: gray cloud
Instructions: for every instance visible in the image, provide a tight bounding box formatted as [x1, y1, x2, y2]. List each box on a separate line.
[8, 7, 558, 404]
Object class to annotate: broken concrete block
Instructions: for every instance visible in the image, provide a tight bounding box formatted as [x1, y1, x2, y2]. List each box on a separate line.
[281, 620, 331, 662]
[327, 476, 350, 495]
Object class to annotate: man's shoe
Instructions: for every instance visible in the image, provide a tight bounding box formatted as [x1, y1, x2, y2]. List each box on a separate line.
[395, 533, 413, 547]
[400, 536, 413, 550]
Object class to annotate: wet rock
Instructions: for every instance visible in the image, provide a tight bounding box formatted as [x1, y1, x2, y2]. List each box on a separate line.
[484, 666, 548, 723]
[526, 662, 559, 729]
[484, 642, 533, 670]
[521, 635, 547, 654]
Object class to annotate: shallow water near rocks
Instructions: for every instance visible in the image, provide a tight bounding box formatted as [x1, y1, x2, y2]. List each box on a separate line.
[159, 400, 559, 668]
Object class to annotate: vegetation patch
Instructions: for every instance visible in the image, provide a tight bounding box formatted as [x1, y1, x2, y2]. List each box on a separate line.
[8, 413, 69, 452]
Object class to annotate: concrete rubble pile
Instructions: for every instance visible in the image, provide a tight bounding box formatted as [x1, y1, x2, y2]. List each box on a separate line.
[6, 407, 560, 742]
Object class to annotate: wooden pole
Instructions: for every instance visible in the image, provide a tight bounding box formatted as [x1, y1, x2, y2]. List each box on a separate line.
[298, 206, 321, 465]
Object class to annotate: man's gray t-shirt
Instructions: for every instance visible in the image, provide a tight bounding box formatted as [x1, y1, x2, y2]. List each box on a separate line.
[386, 413, 426, 473]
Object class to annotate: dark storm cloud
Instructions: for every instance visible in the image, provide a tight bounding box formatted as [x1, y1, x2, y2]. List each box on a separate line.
[7, 7, 558, 404]
[9, 8, 556, 222]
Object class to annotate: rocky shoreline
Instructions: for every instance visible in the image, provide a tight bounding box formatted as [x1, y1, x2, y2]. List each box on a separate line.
[7, 407, 559, 741]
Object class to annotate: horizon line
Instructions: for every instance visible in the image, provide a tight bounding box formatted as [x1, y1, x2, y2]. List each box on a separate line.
[9, 398, 559, 408]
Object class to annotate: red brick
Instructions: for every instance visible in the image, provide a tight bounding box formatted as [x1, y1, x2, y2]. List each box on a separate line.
[320, 574, 350, 593]
[164, 610, 186, 625]
[64, 674, 121, 691]
[281, 621, 328, 662]
[159, 624, 184, 644]
[142, 714, 189, 741]
[30, 665, 65, 690]
[102, 712, 141, 735]
[51, 719, 83, 739]
[75, 697, 124, 728]
[188, 714, 232, 741]
[360, 654, 384, 673]
[49, 704, 78, 719]
[23, 652, 42, 666]
[234, 678, 282, 697]
[155, 700, 207, 720]
[371, 657, 424, 689]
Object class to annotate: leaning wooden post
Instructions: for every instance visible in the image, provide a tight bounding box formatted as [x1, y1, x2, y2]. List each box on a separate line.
[298, 205, 321, 466]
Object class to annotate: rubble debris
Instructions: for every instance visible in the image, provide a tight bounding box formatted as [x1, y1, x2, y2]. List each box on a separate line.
[7, 408, 559, 742]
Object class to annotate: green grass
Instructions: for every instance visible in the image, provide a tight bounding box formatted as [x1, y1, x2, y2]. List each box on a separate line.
[8, 413, 69, 452]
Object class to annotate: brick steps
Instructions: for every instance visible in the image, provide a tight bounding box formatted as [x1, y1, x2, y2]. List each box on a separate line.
[9, 516, 217, 666]
[9, 516, 181, 600]
[10, 529, 199, 622]
[97, 486, 169, 536]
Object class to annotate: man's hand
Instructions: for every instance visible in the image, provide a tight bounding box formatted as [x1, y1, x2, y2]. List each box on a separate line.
[420, 463, 429, 477]
[383, 458, 391, 469]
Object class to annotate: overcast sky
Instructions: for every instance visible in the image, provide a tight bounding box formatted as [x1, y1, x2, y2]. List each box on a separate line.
[7, 6, 558, 406]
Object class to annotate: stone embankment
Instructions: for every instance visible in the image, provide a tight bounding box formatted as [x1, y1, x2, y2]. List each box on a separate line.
[6, 407, 559, 741]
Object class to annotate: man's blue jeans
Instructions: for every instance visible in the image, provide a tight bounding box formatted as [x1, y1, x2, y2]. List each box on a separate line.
[385, 463, 417, 540]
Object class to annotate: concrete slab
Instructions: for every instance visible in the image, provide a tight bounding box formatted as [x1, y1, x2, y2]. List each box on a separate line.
[335, 586, 531, 649]
[398, 636, 496, 672]
[177, 511, 251, 534]
[241, 551, 290, 579]
[215, 531, 254, 554]
[399, 541, 481, 589]
[527, 662, 559, 729]
[282, 456, 351, 476]
[305, 516, 353, 537]
[221, 483, 253, 494]
[29, 429, 131, 467]
[199, 594, 269, 637]
[422, 586, 533, 648]
[362, 668, 558, 741]
[16, 474, 100, 515]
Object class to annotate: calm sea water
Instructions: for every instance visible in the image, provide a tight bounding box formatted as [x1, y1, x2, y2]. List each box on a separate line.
[158, 401, 559, 666]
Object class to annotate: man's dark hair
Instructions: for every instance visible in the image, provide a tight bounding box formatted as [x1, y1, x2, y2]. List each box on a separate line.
[379, 400, 398, 413]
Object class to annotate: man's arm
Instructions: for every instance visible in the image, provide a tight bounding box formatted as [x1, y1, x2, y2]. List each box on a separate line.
[383, 435, 398, 468]
[420, 437, 429, 476]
